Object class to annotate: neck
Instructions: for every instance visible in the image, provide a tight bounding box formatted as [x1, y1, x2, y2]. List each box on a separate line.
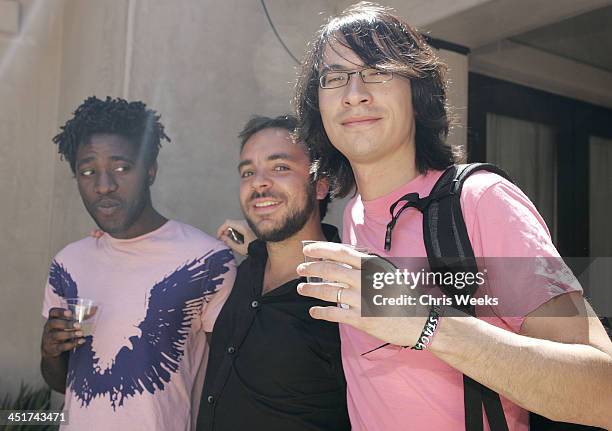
[109, 205, 167, 239]
[352, 141, 417, 201]
[263, 215, 326, 293]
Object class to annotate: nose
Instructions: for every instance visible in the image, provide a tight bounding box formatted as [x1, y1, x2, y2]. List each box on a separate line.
[251, 171, 272, 193]
[94, 170, 118, 195]
[342, 72, 372, 107]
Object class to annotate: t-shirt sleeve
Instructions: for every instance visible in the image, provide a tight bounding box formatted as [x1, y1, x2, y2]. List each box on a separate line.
[200, 246, 236, 332]
[462, 175, 582, 331]
[41, 259, 66, 319]
[464, 176, 558, 258]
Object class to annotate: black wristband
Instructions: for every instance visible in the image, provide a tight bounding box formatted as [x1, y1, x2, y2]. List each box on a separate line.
[411, 304, 442, 350]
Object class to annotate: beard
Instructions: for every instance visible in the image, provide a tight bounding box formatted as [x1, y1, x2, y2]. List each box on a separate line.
[244, 182, 316, 243]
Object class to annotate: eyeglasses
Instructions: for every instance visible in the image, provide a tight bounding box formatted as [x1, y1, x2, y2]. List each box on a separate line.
[319, 68, 394, 89]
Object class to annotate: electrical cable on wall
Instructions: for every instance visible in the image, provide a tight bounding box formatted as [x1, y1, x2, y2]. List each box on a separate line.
[260, 0, 300, 65]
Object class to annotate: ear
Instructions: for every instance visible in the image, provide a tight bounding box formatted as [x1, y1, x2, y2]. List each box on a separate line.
[315, 177, 329, 200]
[147, 160, 158, 186]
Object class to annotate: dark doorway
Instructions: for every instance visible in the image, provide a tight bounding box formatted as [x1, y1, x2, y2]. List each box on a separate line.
[468, 73, 612, 258]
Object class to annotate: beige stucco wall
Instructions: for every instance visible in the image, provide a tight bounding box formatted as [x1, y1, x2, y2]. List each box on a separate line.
[0, 0, 468, 395]
[0, 0, 65, 394]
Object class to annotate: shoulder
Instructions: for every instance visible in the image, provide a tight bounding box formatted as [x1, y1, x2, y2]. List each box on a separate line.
[342, 193, 362, 222]
[169, 220, 230, 253]
[343, 194, 360, 213]
[459, 171, 555, 255]
[155, 222, 236, 275]
[460, 171, 532, 214]
[235, 255, 255, 277]
[461, 171, 511, 202]
[341, 194, 362, 243]
[52, 236, 97, 264]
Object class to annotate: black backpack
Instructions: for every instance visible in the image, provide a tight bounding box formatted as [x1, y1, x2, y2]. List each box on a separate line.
[384, 163, 603, 431]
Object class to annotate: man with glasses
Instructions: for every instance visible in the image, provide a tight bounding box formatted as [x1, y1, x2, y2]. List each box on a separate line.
[294, 2, 612, 430]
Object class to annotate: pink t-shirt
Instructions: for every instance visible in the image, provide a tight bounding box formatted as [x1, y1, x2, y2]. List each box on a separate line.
[42, 220, 236, 431]
[341, 170, 581, 431]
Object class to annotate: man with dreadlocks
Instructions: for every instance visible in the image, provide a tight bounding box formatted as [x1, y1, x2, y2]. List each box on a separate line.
[40, 96, 236, 431]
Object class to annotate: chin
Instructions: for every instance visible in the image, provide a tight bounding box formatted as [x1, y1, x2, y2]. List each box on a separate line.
[254, 221, 280, 237]
[335, 139, 374, 159]
[94, 218, 128, 236]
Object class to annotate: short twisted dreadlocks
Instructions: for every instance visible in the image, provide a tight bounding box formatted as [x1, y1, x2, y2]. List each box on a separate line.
[53, 96, 170, 173]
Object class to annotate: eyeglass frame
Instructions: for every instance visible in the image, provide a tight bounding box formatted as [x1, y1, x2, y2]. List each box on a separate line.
[318, 68, 394, 89]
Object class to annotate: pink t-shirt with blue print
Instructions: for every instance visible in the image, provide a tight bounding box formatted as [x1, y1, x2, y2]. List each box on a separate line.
[42, 220, 236, 431]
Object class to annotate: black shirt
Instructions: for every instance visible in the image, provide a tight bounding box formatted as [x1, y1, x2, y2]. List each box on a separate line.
[196, 225, 350, 431]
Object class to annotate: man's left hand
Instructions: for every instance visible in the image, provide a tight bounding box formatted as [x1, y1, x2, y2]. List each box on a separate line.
[296, 241, 428, 347]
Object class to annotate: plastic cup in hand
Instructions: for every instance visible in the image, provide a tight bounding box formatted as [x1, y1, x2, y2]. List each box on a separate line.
[302, 240, 329, 283]
[65, 298, 100, 338]
[302, 242, 370, 282]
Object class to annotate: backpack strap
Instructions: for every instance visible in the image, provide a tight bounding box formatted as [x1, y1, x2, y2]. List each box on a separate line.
[422, 163, 512, 431]
[463, 374, 484, 431]
[424, 164, 512, 307]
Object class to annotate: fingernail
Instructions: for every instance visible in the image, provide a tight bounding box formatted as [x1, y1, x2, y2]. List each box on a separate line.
[78, 338, 85, 344]
[73, 323, 81, 330]
[75, 331, 83, 337]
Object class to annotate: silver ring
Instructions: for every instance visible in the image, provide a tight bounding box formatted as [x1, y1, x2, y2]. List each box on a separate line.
[336, 287, 349, 309]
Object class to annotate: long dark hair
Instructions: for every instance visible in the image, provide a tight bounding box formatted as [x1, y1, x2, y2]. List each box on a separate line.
[294, 1, 460, 198]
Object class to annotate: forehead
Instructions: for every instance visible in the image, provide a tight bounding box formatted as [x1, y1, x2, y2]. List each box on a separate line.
[321, 40, 365, 70]
[76, 134, 137, 160]
[240, 128, 308, 162]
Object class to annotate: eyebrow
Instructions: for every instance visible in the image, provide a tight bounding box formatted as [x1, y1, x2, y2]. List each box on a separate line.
[75, 156, 95, 168]
[321, 63, 365, 73]
[109, 155, 135, 163]
[237, 153, 297, 171]
[75, 155, 134, 169]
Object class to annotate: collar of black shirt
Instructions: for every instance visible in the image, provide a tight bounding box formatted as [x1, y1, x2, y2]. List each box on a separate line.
[246, 223, 340, 260]
[240, 223, 340, 298]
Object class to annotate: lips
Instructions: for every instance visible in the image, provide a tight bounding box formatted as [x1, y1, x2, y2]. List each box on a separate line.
[341, 116, 381, 127]
[95, 199, 122, 216]
[250, 197, 283, 214]
[254, 201, 280, 208]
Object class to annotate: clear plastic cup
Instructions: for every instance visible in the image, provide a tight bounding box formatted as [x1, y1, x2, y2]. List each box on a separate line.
[301, 240, 330, 283]
[65, 298, 100, 338]
[301, 242, 369, 308]
[339, 245, 369, 309]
